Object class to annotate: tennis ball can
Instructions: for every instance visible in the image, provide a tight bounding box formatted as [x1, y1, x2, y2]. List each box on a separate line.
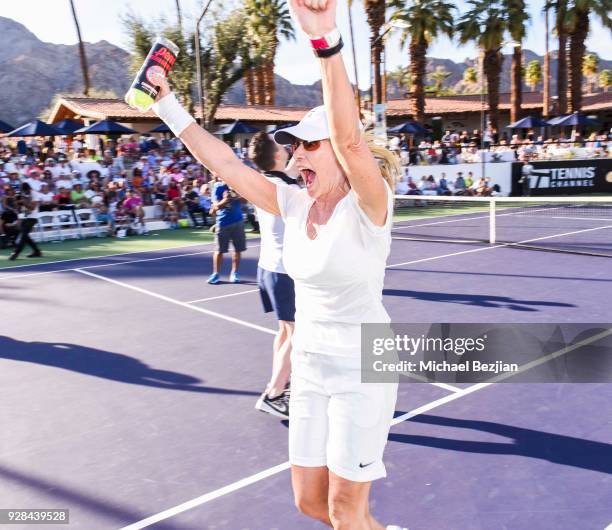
[125, 37, 179, 112]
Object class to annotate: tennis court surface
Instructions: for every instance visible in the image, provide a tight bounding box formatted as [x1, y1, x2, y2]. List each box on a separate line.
[1, 195, 611, 530]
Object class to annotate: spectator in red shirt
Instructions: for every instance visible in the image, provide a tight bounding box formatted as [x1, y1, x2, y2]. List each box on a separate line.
[166, 181, 182, 229]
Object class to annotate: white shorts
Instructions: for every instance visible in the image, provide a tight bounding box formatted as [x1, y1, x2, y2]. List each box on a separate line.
[289, 350, 398, 482]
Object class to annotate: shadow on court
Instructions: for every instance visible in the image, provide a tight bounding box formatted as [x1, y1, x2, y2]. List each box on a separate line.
[0, 462, 189, 530]
[0, 336, 259, 396]
[389, 413, 612, 474]
[382, 289, 575, 312]
[392, 267, 612, 285]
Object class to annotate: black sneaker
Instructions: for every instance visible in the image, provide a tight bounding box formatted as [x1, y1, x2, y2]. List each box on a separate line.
[255, 389, 290, 419]
[27, 251, 42, 258]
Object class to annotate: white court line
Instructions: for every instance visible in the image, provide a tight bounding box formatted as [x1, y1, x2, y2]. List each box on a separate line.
[0, 250, 216, 282]
[391, 204, 562, 231]
[604, 522, 612, 530]
[118, 325, 610, 530]
[547, 216, 612, 222]
[0, 245, 260, 282]
[0, 240, 216, 271]
[185, 289, 260, 304]
[118, 462, 292, 530]
[428, 382, 462, 393]
[387, 224, 612, 268]
[74, 269, 276, 336]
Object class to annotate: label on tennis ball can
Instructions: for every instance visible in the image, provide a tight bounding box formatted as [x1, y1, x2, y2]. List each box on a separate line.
[125, 37, 179, 112]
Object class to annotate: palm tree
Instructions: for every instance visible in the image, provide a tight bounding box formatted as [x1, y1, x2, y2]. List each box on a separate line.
[388, 0, 455, 123]
[525, 60, 543, 90]
[457, 0, 507, 131]
[69, 0, 90, 96]
[175, 0, 182, 31]
[364, 0, 387, 106]
[599, 69, 612, 92]
[566, 0, 611, 112]
[555, 0, 568, 114]
[388, 65, 412, 95]
[582, 53, 599, 93]
[505, 0, 529, 123]
[429, 65, 452, 95]
[543, 1, 551, 117]
[463, 66, 479, 85]
[244, 0, 294, 106]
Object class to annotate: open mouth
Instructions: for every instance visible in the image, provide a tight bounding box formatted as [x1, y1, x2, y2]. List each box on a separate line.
[301, 169, 317, 187]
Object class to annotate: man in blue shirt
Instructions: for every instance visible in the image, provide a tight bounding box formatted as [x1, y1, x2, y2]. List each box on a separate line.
[208, 176, 247, 284]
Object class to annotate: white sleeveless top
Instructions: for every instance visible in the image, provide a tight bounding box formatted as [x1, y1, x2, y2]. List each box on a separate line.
[276, 182, 393, 357]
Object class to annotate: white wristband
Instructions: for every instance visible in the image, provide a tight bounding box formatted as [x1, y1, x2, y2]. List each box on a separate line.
[152, 92, 196, 137]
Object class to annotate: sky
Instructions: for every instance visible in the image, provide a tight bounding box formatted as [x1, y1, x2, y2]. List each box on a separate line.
[3, 0, 611, 90]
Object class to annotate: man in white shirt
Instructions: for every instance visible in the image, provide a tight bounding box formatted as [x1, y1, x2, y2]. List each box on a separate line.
[46, 158, 61, 179]
[26, 171, 43, 192]
[55, 171, 73, 191]
[34, 183, 55, 211]
[248, 132, 298, 419]
[72, 138, 83, 152]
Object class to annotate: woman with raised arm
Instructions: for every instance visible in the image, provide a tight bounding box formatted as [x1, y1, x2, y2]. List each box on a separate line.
[150, 0, 404, 527]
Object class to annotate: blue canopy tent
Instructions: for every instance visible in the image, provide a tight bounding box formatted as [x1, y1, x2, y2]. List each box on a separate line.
[54, 119, 84, 134]
[215, 120, 259, 136]
[552, 113, 599, 127]
[269, 122, 299, 135]
[507, 116, 550, 129]
[546, 115, 568, 126]
[8, 120, 65, 137]
[388, 121, 428, 135]
[0, 120, 14, 134]
[74, 120, 136, 135]
[149, 123, 171, 133]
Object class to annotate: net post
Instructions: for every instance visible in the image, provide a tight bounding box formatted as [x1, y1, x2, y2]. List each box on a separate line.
[489, 199, 496, 244]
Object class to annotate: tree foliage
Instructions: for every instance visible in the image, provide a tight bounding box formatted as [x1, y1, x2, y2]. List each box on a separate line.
[463, 66, 478, 84]
[243, 0, 295, 105]
[122, 7, 268, 128]
[525, 60, 542, 90]
[599, 69, 612, 91]
[388, 0, 455, 122]
[428, 66, 453, 95]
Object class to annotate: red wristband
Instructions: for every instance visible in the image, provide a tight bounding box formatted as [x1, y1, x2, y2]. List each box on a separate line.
[310, 29, 341, 50]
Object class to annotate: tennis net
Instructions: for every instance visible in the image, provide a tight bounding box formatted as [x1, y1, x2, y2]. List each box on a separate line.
[392, 195, 612, 257]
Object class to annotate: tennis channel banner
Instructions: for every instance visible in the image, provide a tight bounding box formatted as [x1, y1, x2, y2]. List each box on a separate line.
[511, 158, 612, 195]
[361, 323, 612, 383]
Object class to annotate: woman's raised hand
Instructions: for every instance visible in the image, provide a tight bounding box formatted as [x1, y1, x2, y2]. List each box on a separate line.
[288, 0, 337, 39]
[148, 70, 171, 102]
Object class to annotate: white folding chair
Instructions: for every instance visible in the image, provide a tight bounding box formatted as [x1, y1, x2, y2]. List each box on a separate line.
[75, 209, 104, 238]
[54, 210, 79, 240]
[35, 212, 61, 242]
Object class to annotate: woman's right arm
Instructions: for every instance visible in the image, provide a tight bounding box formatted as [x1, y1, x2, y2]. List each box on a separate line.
[152, 75, 280, 216]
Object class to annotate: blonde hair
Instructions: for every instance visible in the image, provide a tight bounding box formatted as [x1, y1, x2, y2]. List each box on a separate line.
[365, 133, 401, 192]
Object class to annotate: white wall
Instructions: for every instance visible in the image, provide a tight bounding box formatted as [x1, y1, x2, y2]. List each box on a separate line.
[401, 162, 514, 196]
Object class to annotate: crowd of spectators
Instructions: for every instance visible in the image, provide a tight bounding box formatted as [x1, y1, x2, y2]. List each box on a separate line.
[1, 124, 609, 249]
[0, 133, 222, 243]
[392, 127, 612, 166]
[395, 171, 500, 197]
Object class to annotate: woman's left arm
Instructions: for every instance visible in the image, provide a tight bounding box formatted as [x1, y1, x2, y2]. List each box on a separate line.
[289, 0, 388, 225]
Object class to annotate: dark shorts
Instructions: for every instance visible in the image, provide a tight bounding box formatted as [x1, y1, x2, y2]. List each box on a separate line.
[257, 266, 296, 322]
[215, 220, 246, 253]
